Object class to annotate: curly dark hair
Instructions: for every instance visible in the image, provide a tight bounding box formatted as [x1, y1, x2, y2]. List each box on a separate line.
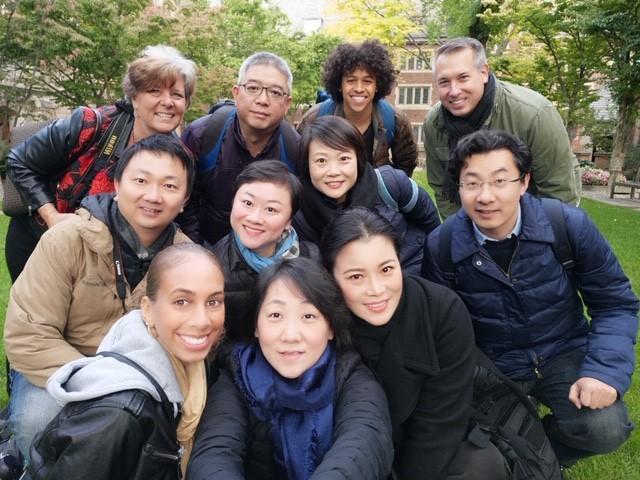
[322, 39, 396, 104]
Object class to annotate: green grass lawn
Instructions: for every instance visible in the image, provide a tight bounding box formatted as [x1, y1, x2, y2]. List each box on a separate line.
[0, 178, 639, 478]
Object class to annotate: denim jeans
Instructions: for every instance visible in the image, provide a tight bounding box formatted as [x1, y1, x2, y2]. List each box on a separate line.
[8, 370, 62, 462]
[520, 349, 634, 466]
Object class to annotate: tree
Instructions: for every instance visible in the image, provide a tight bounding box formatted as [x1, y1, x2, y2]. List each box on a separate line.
[0, 0, 337, 130]
[325, 0, 437, 71]
[585, 0, 640, 181]
[326, 0, 421, 47]
[480, 0, 606, 138]
[3, 0, 151, 108]
[420, 0, 486, 41]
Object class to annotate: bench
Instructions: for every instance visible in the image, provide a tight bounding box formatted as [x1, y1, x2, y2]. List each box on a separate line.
[609, 166, 640, 200]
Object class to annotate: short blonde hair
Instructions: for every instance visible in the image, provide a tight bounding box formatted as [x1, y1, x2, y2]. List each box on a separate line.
[122, 45, 197, 105]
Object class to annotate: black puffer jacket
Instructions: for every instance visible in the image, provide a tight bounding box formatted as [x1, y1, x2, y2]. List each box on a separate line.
[187, 349, 394, 480]
[28, 389, 181, 480]
[212, 233, 321, 341]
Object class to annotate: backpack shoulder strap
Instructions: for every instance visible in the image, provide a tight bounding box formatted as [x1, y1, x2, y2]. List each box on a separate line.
[317, 99, 336, 117]
[474, 348, 539, 417]
[438, 216, 457, 289]
[199, 105, 236, 173]
[278, 121, 299, 173]
[540, 198, 575, 272]
[97, 351, 174, 420]
[375, 165, 419, 213]
[376, 99, 396, 146]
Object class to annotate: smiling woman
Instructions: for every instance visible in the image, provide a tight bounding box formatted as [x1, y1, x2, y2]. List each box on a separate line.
[187, 257, 394, 480]
[28, 243, 225, 480]
[321, 208, 507, 480]
[293, 115, 441, 274]
[212, 160, 320, 341]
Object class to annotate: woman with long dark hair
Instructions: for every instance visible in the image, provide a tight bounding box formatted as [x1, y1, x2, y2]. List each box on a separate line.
[322, 207, 508, 480]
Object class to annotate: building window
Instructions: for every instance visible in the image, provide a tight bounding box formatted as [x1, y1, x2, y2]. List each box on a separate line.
[398, 86, 431, 106]
[398, 52, 431, 71]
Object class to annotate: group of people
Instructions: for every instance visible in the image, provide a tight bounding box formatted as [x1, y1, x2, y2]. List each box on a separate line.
[1, 34, 637, 480]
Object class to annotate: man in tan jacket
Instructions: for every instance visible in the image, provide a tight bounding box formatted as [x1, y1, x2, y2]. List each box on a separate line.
[4, 134, 194, 460]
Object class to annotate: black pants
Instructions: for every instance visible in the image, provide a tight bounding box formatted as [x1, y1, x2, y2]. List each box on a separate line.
[5, 215, 46, 282]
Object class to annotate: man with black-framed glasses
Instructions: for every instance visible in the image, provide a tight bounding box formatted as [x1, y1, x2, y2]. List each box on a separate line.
[180, 52, 300, 246]
[422, 129, 638, 470]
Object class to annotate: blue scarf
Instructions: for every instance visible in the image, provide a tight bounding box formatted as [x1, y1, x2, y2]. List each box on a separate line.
[233, 342, 336, 480]
[233, 228, 300, 273]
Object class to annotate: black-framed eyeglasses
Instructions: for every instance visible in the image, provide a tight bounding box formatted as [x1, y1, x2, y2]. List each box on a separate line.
[458, 173, 525, 193]
[239, 82, 288, 101]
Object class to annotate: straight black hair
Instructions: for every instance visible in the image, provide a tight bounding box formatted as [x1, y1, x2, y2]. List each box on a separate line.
[299, 115, 368, 186]
[114, 134, 196, 197]
[233, 159, 303, 217]
[254, 257, 352, 351]
[320, 207, 400, 274]
[448, 129, 532, 185]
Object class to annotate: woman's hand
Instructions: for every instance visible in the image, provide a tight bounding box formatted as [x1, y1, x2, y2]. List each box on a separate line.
[37, 203, 75, 228]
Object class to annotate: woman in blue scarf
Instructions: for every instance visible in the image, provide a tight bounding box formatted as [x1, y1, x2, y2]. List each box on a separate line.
[187, 257, 393, 480]
[211, 160, 319, 341]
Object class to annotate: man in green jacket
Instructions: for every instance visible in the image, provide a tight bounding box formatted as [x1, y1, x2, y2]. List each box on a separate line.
[423, 37, 581, 218]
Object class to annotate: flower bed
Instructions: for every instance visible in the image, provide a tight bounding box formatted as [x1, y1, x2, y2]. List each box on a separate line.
[581, 167, 626, 186]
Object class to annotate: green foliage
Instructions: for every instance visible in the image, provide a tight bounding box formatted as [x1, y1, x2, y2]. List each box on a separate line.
[0, 0, 337, 125]
[286, 33, 343, 107]
[585, 0, 640, 119]
[583, 115, 617, 153]
[421, 0, 484, 40]
[325, 0, 421, 47]
[481, 0, 605, 133]
[3, 0, 151, 107]
[584, 0, 640, 173]
[623, 145, 640, 181]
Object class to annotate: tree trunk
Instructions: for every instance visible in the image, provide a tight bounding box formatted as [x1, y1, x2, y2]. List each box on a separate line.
[607, 101, 636, 195]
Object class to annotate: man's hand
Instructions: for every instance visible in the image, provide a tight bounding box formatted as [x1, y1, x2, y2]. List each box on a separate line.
[568, 377, 617, 410]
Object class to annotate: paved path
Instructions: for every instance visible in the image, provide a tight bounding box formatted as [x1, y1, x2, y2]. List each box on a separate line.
[581, 186, 640, 212]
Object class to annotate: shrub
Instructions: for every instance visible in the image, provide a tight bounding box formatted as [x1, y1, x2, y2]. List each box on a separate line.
[581, 167, 626, 186]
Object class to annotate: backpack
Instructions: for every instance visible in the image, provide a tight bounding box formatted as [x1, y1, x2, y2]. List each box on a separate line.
[55, 105, 134, 213]
[471, 349, 562, 480]
[198, 100, 297, 174]
[437, 197, 574, 289]
[374, 165, 419, 213]
[317, 97, 396, 147]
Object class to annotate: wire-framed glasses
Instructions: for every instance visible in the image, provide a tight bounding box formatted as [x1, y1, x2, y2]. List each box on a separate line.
[239, 82, 288, 101]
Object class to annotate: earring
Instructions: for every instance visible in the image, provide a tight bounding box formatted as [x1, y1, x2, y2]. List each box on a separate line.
[113, 195, 118, 202]
[145, 321, 158, 338]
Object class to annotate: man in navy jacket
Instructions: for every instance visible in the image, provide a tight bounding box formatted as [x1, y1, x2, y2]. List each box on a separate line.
[422, 129, 638, 466]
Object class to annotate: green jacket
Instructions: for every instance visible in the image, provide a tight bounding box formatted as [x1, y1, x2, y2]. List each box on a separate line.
[423, 78, 581, 218]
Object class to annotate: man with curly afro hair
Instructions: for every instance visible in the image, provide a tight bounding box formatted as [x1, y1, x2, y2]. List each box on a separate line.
[298, 40, 417, 177]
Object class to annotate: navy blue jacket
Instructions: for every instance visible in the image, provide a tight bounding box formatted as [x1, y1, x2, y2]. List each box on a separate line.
[422, 194, 638, 395]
